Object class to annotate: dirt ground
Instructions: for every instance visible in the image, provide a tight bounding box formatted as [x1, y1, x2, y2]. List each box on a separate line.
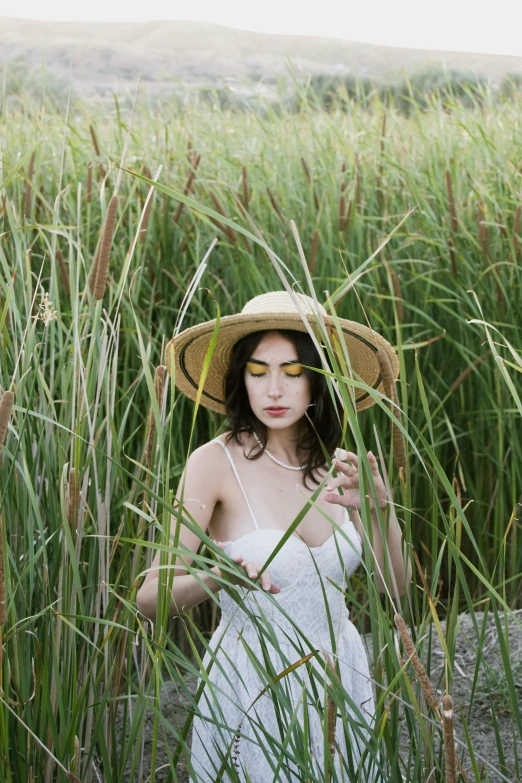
[118, 610, 522, 782]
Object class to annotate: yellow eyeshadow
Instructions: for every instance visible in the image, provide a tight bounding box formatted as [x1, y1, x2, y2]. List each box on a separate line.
[246, 362, 267, 375]
[283, 364, 303, 375]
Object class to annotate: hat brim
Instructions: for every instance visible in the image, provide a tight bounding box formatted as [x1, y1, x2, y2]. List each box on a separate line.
[165, 311, 399, 415]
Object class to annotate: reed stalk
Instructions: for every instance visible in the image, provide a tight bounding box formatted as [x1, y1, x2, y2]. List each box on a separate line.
[209, 191, 238, 245]
[86, 163, 93, 203]
[376, 350, 408, 472]
[144, 366, 166, 470]
[449, 353, 487, 393]
[23, 150, 35, 219]
[446, 169, 458, 233]
[89, 123, 106, 179]
[94, 194, 119, 300]
[514, 204, 521, 258]
[0, 390, 14, 451]
[0, 512, 5, 627]
[266, 187, 286, 225]
[391, 270, 404, 322]
[301, 157, 320, 210]
[442, 694, 457, 783]
[448, 236, 458, 274]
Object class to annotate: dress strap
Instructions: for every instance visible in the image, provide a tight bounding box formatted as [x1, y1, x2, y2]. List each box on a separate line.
[213, 438, 260, 531]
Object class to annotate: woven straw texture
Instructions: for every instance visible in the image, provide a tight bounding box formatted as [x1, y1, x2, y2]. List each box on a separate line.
[165, 292, 399, 414]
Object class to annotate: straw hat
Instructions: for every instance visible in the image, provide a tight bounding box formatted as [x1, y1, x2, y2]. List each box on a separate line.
[165, 291, 399, 414]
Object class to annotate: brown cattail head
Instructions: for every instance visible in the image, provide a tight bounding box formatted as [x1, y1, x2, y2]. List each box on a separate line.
[209, 191, 238, 245]
[309, 229, 319, 274]
[56, 249, 71, 298]
[266, 187, 285, 226]
[86, 163, 93, 203]
[445, 170, 458, 233]
[139, 180, 155, 244]
[442, 694, 457, 783]
[66, 468, 80, 533]
[173, 154, 201, 224]
[394, 614, 439, 713]
[144, 366, 166, 468]
[513, 205, 521, 259]
[355, 153, 362, 210]
[241, 165, 249, 212]
[0, 391, 14, 452]
[448, 236, 457, 275]
[339, 193, 346, 232]
[24, 151, 36, 219]
[94, 195, 119, 300]
[376, 350, 407, 472]
[89, 124, 106, 180]
[391, 270, 404, 322]
[0, 512, 5, 625]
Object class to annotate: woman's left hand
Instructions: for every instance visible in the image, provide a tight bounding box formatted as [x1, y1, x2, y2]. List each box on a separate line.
[322, 451, 387, 511]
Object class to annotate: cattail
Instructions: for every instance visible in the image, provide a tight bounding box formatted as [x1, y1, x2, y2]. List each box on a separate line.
[173, 154, 201, 224]
[448, 236, 457, 275]
[0, 391, 14, 452]
[89, 124, 106, 179]
[209, 191, 238, 245]
[391, 270, 404, 322]
[0, 193, 6, 218]
[144, 366, 166, 468]
[308, 229, 319, 274]
[442, 694, 457, 783]
[56, 249, 70, 298]
[23, 151, 35, 219]
[394, 614, 439, 713]
[88, 246, 100, 294]
[494, 262, 505, 315]
[339, 162, 347, 232]
[94, 194, 119, 300]
[266, 187, 285, 226]
[66, 468, 80, 533]
[449, 353, 486, 393]
[301, 157, 319, 210]
[241, 165, 249, 212]
[86, 163, 93, 203]
[497, 213, 508, 239]
[376, 350, 407, 472]
[344, 199, 353, 243]
[0, 512, 5, 625]
[445, 170, 458, 233]
[513, 205, 521, 259]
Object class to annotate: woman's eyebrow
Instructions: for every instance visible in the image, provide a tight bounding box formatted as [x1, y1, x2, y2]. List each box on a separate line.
[247, 358, 300, 367]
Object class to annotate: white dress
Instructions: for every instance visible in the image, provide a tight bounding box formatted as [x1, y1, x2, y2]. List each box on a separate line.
[190, 439, 380, 782]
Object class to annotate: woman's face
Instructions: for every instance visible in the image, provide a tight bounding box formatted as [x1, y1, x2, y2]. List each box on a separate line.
[244, 332, 313, 432]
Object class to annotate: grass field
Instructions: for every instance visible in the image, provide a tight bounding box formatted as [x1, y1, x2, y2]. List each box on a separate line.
[0, 79, 521, 781]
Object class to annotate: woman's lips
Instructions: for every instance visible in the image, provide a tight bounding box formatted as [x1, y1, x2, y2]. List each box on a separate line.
[265, 407, 288, 417]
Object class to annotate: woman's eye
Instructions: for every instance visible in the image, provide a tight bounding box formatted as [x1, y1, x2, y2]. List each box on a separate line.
[246, 363, 267, 377]
[283, 364, 303, 377]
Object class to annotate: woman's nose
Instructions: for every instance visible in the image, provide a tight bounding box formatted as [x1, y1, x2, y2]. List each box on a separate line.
[268, 372, 284, 398]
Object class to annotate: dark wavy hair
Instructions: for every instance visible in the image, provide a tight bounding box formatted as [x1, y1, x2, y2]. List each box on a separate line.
[224, 329, 343, 488]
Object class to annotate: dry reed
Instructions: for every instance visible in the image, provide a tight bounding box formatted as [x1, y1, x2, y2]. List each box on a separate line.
[449, 353, 486, 393]
[94, 194, 119, 300]
[86, 163, 93, 203]
[139, 168, 154, 244]
[173, 153, 201, 224]
[391, 270, 404, 322]
[266, 187, 286, 226]
[442, 694, 457, 783]
[309, 229, 319, 273]
[241, 165, 249, 212]
[56, 249, 71, 298]
[179, 223, 195, 254]
[376, 350, 407, 472]
[209, 191, 238, 245]
[394, 613, 439, 713]
[23, 150, 35, 219]
[445, 170, 458, 233]
[144, 366, 166, 469]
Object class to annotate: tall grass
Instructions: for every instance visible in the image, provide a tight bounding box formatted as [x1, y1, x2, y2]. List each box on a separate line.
[0, 75, 521, 781]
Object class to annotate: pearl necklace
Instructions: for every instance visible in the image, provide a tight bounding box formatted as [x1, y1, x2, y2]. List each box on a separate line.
[253, 432, 307, 471]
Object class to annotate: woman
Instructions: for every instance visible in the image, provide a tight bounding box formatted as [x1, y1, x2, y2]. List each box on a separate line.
[137, 291, 411, 782]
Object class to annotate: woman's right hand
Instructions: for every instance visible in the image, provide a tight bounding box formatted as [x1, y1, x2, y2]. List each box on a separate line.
[216, 543, 281, 594]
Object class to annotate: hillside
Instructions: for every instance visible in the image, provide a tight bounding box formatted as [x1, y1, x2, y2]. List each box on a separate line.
[2, 15, 522, 96]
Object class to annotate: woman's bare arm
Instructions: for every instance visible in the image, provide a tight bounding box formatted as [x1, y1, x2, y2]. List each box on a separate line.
[136, 441, 224, 621]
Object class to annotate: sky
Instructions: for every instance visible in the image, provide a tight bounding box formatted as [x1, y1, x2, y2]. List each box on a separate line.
[2, 0, 521, 58]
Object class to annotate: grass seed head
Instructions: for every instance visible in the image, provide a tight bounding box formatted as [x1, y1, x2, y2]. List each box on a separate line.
[442, 694, 457, 783]
[394, 613, 439, 712]
[309, 229, 319, 273]
[94, 194, 119, 300]
[0, 390, 14, 451]
[56, 249, 71, 298]
[23, 150, 36, 219]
